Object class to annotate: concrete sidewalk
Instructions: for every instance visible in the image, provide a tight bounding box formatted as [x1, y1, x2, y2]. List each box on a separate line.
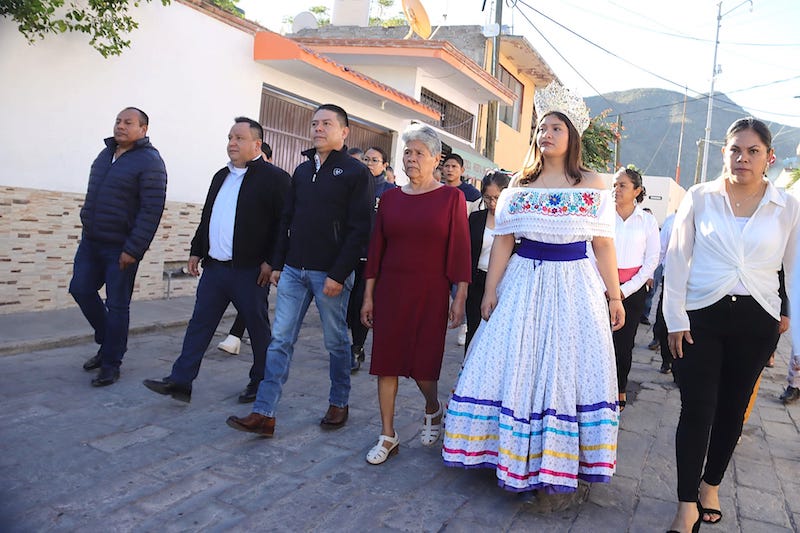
[0, 297, 798, 532]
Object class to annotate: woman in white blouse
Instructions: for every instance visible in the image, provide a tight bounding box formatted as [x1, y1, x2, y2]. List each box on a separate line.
[612, 167, 659, 411]
[664, 117, 800, 533]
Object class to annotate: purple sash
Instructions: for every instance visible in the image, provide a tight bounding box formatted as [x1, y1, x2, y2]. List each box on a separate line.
[517, 239, 587, 262]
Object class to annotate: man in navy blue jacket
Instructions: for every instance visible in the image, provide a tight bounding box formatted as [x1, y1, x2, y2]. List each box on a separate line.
[71, 107, 167, 387]
[226, 104, 374, 437]
[143, 117, 290, 403]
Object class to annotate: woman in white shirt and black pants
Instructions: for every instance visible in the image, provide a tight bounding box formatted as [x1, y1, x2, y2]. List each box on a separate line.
[612, 167, 660, 411]
[664, 117, 800, 533]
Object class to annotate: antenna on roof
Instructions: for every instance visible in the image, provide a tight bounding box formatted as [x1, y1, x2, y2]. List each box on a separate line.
[402, 0, 432, 39]
[291, 11, 319, 33]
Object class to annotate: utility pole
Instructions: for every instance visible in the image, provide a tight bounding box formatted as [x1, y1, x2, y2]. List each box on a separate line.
[675, 89, 688, 185]
[614, 114, 622, 169]
[694, 138, 705, 185]
[485, 0, 502, 162]
[700, 0, 753, 182]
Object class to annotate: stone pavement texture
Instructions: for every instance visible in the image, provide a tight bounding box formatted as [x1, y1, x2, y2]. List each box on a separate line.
[0, 295, 798, 532]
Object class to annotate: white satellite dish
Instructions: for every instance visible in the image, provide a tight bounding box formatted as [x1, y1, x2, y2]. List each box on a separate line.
[292, 11, 319, 33]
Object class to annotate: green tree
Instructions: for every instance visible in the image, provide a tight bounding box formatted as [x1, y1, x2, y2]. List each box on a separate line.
[308, 5, 330, 26]
[369, 0, 405, 27]
[209, 0, 242, 18]
[1, 0, 174, 57]
[582, 110, 618, 172]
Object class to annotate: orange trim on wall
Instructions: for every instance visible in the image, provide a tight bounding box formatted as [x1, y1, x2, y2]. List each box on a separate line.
[254, 32, 440, 121]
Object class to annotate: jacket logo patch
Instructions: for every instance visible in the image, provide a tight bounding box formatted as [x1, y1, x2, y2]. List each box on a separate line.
[333, 168, 343, 176]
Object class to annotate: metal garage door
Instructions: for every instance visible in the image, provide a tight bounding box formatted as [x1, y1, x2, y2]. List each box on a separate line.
[259, 86, 394, 174]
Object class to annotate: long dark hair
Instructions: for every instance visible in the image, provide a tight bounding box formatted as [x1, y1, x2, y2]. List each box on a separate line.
[515, 112, 586, 186]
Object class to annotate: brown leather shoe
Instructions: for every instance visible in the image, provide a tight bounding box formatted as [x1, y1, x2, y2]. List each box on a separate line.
[320, 404, 348, 429]
[226, 413, 275, 437]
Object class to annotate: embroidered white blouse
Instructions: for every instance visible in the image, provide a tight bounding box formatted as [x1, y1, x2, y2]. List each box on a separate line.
[664, 177, 800, 332]
[493, 187, 615, 243]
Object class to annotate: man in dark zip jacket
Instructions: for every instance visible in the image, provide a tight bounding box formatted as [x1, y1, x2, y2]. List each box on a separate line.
[71, 107, 167, 387]
[227, 104, 374, 437]
[143, 117, 290, 404]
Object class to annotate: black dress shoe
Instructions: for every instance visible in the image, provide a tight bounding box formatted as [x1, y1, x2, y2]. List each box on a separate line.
[91, 367, 120, 387]
[238, 382, 259, 403]
[640, 316, 651, 325]
[83, 353, 101, 371]
[143, 377, 192, 403]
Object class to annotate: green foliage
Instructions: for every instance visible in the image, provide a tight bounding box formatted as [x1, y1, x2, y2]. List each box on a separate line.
[209, 0, 242, 18]
[582, 109, 618, 172]
[1, 0, 171, 57]
[308, 5, 330, 26]
[369, 0, 404, 26]
[788, 167, 800, 189]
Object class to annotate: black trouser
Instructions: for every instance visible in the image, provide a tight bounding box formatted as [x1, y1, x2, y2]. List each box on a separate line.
[346, 260, 368, 348]
[464, 269, 487, 353]
[613, 284, 648, 394]
[228, 284, 271, 338]
[652, 276, 673, 370]
[673, 295, 778, 502]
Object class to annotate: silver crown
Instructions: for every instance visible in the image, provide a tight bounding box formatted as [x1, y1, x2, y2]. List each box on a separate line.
[534, 82, 591, 135]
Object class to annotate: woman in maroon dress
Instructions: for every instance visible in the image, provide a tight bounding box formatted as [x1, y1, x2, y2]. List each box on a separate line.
[360, 124, 471, 465]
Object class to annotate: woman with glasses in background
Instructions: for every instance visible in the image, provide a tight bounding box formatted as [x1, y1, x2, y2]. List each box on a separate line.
[348, 146, 397, 372]
[464, 169, 511, 351]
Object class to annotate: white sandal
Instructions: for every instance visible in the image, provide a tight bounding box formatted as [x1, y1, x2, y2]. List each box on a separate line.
[366, 432, 399, 465]
[420, 404, 443, 446]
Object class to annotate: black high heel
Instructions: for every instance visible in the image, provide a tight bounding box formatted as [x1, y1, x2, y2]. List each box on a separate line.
[667, 501, 702, 533]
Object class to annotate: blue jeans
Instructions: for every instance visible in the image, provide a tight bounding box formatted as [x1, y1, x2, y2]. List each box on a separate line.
[170, 260, 270, 386]
[253, 266, 353, 417]
[69, 238, 139, 370]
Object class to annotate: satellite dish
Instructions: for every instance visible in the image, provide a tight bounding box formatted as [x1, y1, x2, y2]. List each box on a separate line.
[292, 11, 319, 33]
[401, 0, 431, 39]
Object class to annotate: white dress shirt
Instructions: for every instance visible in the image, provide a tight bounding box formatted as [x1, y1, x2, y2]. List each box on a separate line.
[658, 213, 676, 267]
[208, 163, 247, 261]
[615, 206, 660, 298]
[664, 177, 800, 333]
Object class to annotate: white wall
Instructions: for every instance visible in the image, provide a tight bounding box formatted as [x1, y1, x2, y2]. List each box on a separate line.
[0, 1, 413, 203]
[0, 2, 267, 203]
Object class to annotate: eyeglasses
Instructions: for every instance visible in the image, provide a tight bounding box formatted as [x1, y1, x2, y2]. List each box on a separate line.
[362, 157, 383, 164]
[482, 195, 500, 204]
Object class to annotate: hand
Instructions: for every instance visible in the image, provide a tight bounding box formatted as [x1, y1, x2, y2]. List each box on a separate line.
[778, 315, 789, 335]
[270, 270, 282, 287]
[668, 330, 694, 358]
[187, 256, 201, 277]
[118, 252, 137, 271]
[257, 262, 272, 287]
[323, 277, 343, 297]
[448, 298, 465, 329]
[361, 297, 374, 328]
[646, 278, 654, 290]
[609, 299, 625, 331]
[480, 290, 497, 321]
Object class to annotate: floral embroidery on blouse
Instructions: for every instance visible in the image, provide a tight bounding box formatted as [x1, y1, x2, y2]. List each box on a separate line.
[506, 189, 601, 217]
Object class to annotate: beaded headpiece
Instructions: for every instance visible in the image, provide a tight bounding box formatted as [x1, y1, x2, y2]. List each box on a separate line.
[534, 82, 591, 135]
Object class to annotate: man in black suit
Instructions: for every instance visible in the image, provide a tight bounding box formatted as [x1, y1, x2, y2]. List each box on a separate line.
[143, 117, 290, 403]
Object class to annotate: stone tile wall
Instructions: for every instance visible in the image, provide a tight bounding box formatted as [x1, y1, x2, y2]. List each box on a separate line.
[0, 186, 201, 314]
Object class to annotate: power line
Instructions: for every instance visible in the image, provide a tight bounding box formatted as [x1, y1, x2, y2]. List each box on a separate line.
[514, 0, 705, 97]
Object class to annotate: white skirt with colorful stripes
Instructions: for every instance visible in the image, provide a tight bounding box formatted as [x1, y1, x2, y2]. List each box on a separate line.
[442, 253, 619, 493]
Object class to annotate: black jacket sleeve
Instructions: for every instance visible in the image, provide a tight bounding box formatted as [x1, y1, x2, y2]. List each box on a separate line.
[328, 164, 375, 283]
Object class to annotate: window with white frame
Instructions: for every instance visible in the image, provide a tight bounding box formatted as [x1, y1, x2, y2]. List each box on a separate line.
[498, 66, 523, 131]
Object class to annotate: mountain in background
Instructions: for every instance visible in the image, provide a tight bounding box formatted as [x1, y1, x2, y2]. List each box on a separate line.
[585, 88, 800, 188]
